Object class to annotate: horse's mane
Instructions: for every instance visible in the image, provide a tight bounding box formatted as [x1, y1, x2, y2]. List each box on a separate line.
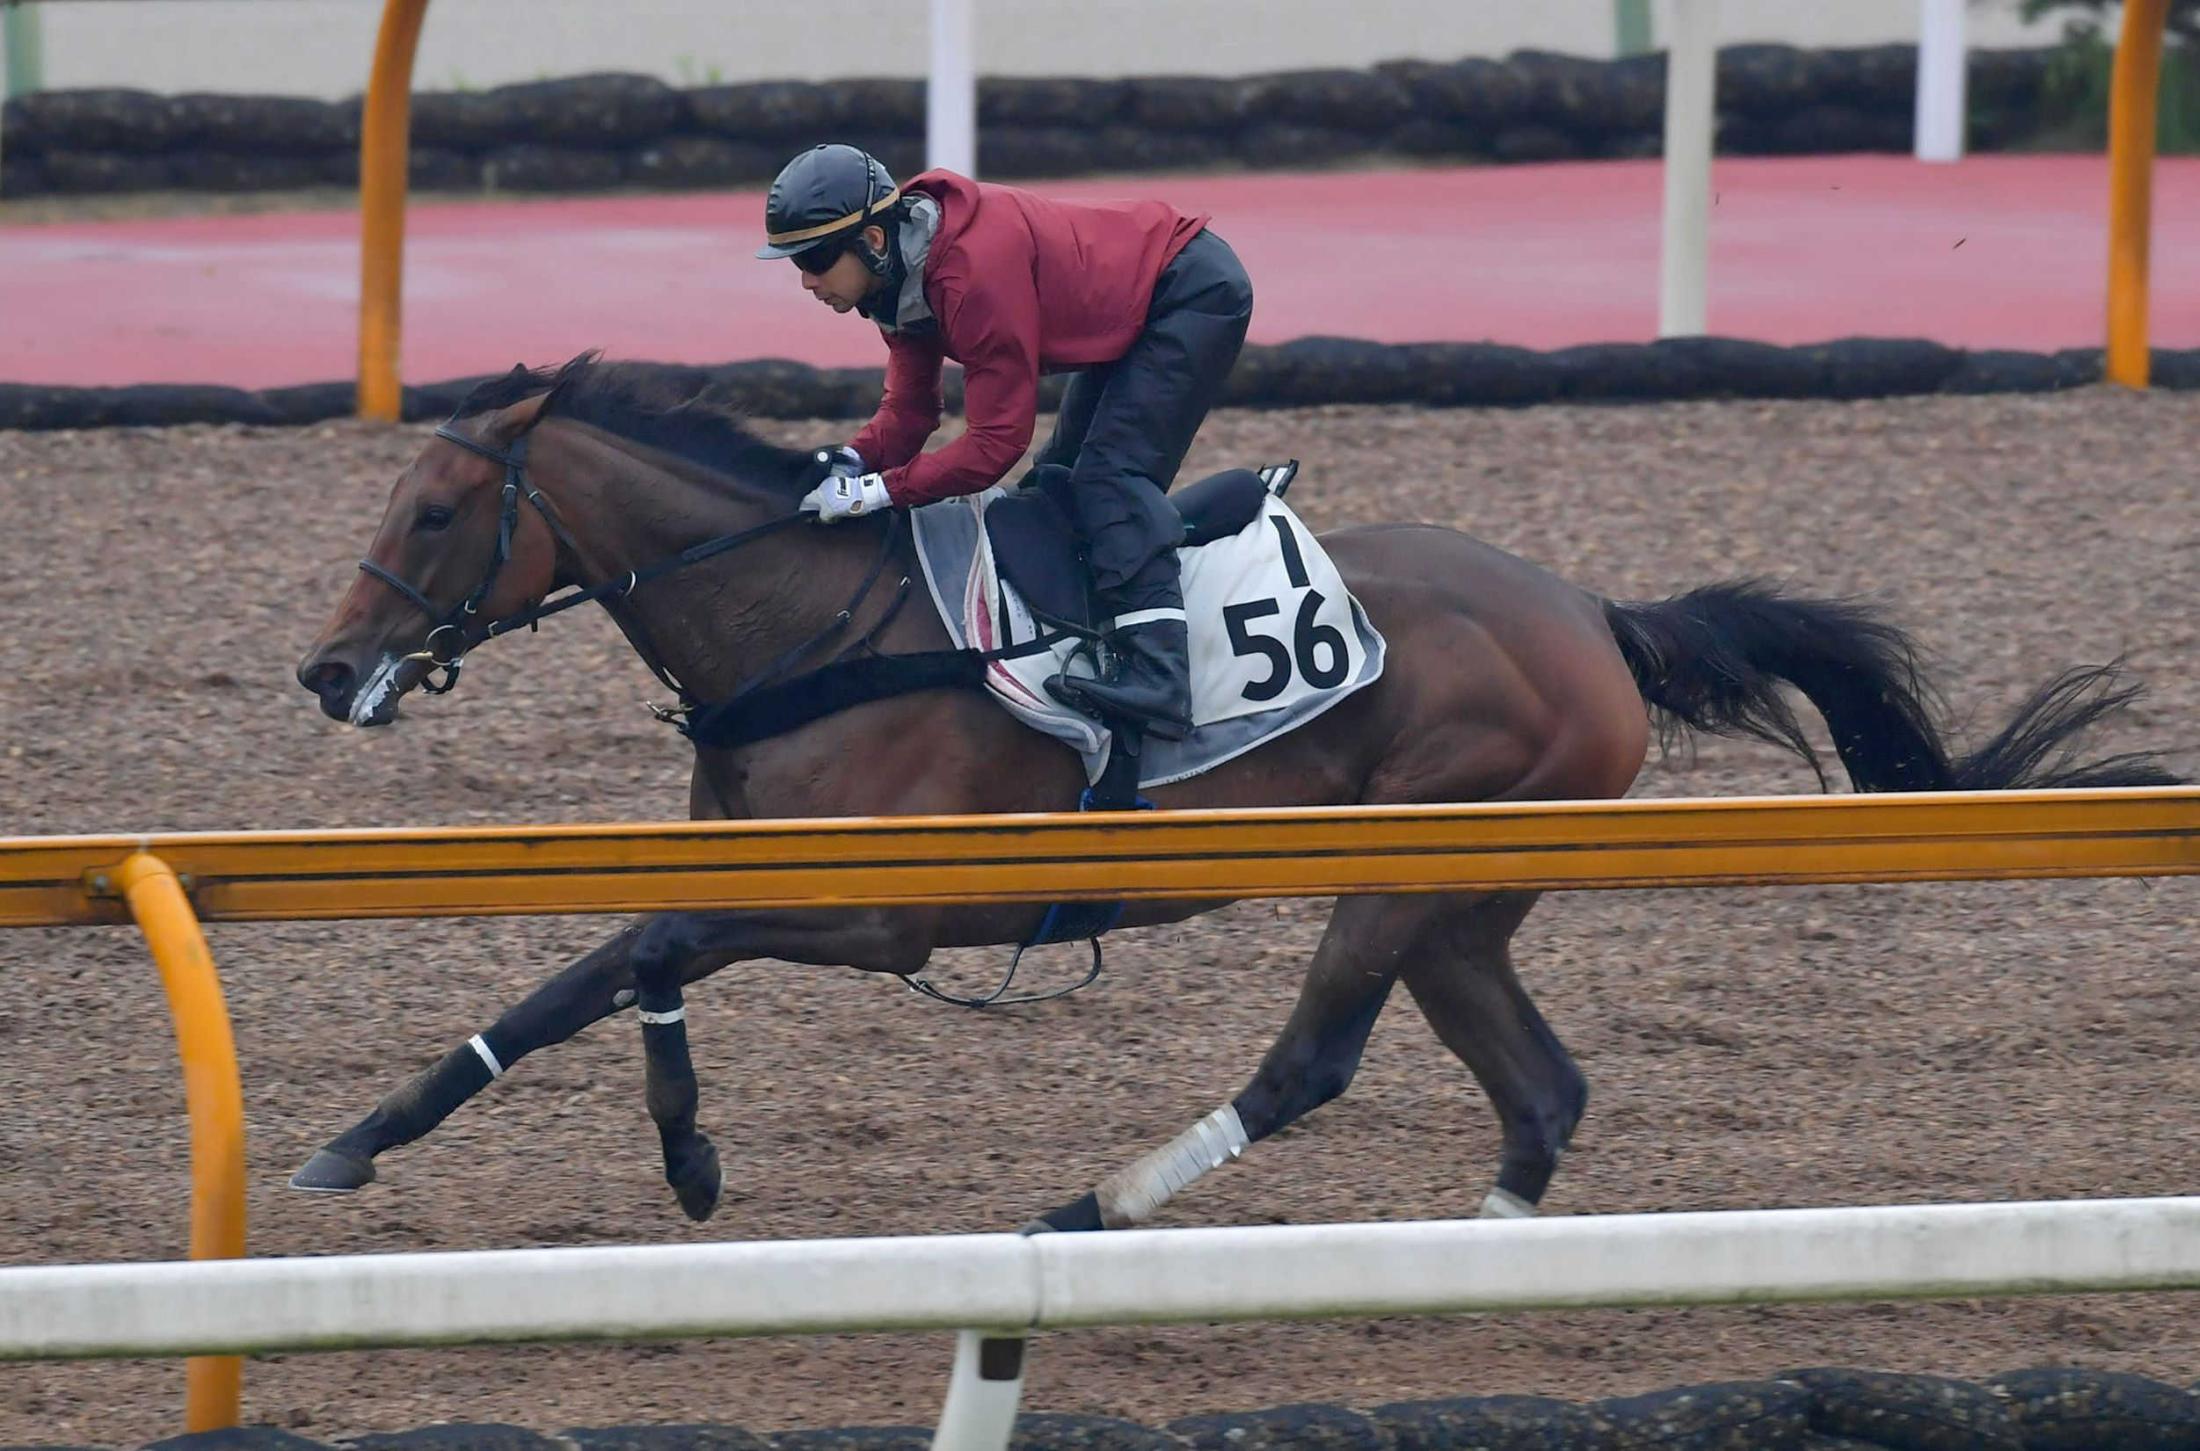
[452, 351, 813, 499]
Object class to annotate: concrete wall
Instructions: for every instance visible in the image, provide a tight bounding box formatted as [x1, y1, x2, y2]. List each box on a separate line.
[16, 0, 2066, 100]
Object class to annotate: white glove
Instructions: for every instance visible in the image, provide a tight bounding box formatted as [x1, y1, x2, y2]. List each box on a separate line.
[814, 444, 865, 478]
[800, 470, 893, 523]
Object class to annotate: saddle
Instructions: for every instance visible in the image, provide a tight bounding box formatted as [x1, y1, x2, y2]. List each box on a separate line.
[983, 461, 1297, 632]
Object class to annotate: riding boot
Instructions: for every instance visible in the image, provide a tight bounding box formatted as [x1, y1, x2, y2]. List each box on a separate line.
[1047, 611, 1194, 741]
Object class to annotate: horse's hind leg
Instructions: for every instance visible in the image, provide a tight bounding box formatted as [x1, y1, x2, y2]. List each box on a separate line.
[1027, 893, 1441, 1232]
[1399, 890, 1587, 1217]
[292, 919, 649, 1193]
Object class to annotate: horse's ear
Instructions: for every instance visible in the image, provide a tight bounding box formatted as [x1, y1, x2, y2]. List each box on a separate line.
[481, 390, 553, 446]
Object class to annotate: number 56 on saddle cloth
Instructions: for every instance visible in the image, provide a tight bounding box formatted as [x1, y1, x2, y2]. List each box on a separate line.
[910, 468, 1387, 789]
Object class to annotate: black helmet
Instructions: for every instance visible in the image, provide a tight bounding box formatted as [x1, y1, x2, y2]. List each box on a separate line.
[755, 143, 900, 262]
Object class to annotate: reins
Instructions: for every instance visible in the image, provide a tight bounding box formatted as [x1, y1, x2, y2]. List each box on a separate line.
[357, 422, 906, 717]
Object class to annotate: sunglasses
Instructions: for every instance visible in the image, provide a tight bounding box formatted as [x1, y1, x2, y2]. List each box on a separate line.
[791, 241, 846, 275]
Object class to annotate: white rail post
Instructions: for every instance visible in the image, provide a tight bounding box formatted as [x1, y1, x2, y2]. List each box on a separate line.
[1915, 0, 1967, 162]
[1659, 0, 1717, 337]
[931, 1331, 1026, 1451]
[928, 0, 976, 176]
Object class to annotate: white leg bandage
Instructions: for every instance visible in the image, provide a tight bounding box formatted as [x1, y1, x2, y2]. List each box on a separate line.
[1480, 1187, 1537, 1219]
[467, 1034, 505, 1080]
[1096, 1104, 1248, 1228]
[636, 1005, 686, 1026]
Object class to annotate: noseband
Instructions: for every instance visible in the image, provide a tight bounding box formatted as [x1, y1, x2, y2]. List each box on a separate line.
[356, 421, 904, 716]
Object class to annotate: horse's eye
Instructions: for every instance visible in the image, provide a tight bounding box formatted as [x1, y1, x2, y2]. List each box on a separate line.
[416, 504, 456, 532]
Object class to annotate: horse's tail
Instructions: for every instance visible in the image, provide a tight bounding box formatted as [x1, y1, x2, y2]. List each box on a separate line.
[1599, 579, 2179, 792]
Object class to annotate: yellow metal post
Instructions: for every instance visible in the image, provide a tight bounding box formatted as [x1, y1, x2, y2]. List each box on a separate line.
[115, 854, 247, 1432]
[357, 0, 431, 421]
[2107, 0, 2170, 388]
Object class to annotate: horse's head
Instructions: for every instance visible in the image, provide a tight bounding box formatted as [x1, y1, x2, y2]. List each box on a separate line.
[297, 390, 560, 726]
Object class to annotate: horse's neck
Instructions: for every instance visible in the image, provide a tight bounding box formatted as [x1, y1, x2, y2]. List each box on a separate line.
[542, 429, 896, 703]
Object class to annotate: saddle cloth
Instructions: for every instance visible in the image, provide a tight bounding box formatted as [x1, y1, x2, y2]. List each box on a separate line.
[910, 469, 1386, 788]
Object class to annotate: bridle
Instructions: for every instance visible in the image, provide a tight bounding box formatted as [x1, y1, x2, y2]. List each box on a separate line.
[356, 421, 908, 716]
[357, 425, 553, 695]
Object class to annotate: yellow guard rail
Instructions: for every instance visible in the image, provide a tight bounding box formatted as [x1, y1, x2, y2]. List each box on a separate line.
[10, 788, 2200, 929]
[9, 785, 2197, 1432]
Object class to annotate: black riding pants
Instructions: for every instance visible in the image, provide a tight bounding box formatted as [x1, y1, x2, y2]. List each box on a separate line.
[1029, 227, 1254, 614]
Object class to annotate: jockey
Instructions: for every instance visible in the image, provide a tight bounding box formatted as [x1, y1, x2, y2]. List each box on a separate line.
[757, 142, 1253, 741]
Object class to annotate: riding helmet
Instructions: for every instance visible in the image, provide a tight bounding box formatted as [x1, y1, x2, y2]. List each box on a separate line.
[755, 143, 901, 262]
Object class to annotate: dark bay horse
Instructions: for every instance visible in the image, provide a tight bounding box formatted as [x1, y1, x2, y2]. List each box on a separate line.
[293, 355, 2175, 1228]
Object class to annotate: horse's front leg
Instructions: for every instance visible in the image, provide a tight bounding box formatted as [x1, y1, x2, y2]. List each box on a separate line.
[293, 918, 651, 1193]
[630, 905, 935, 1221]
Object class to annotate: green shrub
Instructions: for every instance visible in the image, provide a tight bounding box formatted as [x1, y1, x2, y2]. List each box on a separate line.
[2018, 0, 2200, 151]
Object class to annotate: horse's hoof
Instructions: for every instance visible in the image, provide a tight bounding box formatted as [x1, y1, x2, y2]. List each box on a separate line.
[1015, 1218, 1057, 1237]
[670, 1141, 723, 1223]
[291, 1147, 376, 1194]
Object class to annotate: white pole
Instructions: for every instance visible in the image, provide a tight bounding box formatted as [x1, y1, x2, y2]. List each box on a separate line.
[927, 0, 976, 176]
[930, 1331, 1026, 1451]
[1915, 0, 1967, 162]
[9, 1199, 2200, 1359]
[1659, 0, 1716, 337]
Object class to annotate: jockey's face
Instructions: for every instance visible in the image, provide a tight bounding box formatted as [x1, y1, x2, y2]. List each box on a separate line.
[797, 224, 890, 314]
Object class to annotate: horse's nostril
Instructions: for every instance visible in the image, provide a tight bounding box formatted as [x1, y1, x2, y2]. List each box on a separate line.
[299, 659, 355, 709]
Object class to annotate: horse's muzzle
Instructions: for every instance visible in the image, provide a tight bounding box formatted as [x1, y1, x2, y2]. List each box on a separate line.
[298, 657, 357, 723]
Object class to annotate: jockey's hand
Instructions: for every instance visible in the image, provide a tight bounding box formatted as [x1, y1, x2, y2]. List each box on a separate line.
[800, 470, 893, 523]
[796, 444, 866, 490]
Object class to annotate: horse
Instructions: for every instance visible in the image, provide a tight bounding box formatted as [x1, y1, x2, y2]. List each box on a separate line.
[292, 353, 2177, 1229]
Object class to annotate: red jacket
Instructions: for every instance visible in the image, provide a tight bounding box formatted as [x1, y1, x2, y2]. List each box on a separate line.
[850, 171, 1207, 506]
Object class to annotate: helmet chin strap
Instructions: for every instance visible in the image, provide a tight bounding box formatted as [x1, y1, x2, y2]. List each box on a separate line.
[855, 222, 892, 278]
[848, 148, 894, 278]
[854, 219, 911, 325]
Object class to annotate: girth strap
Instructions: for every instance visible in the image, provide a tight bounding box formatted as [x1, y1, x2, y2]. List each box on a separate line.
[897, 731, 1149, 1011]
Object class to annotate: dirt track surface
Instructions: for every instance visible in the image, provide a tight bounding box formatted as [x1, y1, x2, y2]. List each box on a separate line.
[1, 393, 2195, 1446]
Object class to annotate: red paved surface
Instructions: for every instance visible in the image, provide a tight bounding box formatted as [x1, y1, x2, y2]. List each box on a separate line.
[5, 154, 2197, 388]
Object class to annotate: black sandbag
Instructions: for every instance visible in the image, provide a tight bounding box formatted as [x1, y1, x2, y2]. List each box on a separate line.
[1983, 1367, 2200, 1451]
[482, 73, 680, 146]
[1006, 1413, 1179, 1450]
[979, 125, 1109, 179]
[169, 151, 324, 191]
[6, 87, 179, 151]
[1789, 337, 1963, 398]
[767, 1429, 930, 1451]
[480, 144, 624, 191]
[39, 149, 176, 193]
[562, 1426, 773, 1451]
[1236, 68, 1413, 132]
[684, 80, 846, 140]
[1940, 350, 2070, 394]
[1122, 74, 1251, 132]
[1373, 1394, 1623, 1451]
[1778, 1367, 2020, 1451]
[1593, 1380, 1813, 1450]
[340, 1427, 564, 1451]
[1380, 56, 1535, 127]
[145, 1430, 335, 1451]
[978, 76, 1130, 127]
[1168, 1403, 1387, 1449]
[622, 135, 780, 188]
[166, 93, 356, 153]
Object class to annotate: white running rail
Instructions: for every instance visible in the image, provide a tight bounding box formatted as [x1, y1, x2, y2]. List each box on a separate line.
[1659, 0, 1718, 337]
[5, 1197, 2199, 1449]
